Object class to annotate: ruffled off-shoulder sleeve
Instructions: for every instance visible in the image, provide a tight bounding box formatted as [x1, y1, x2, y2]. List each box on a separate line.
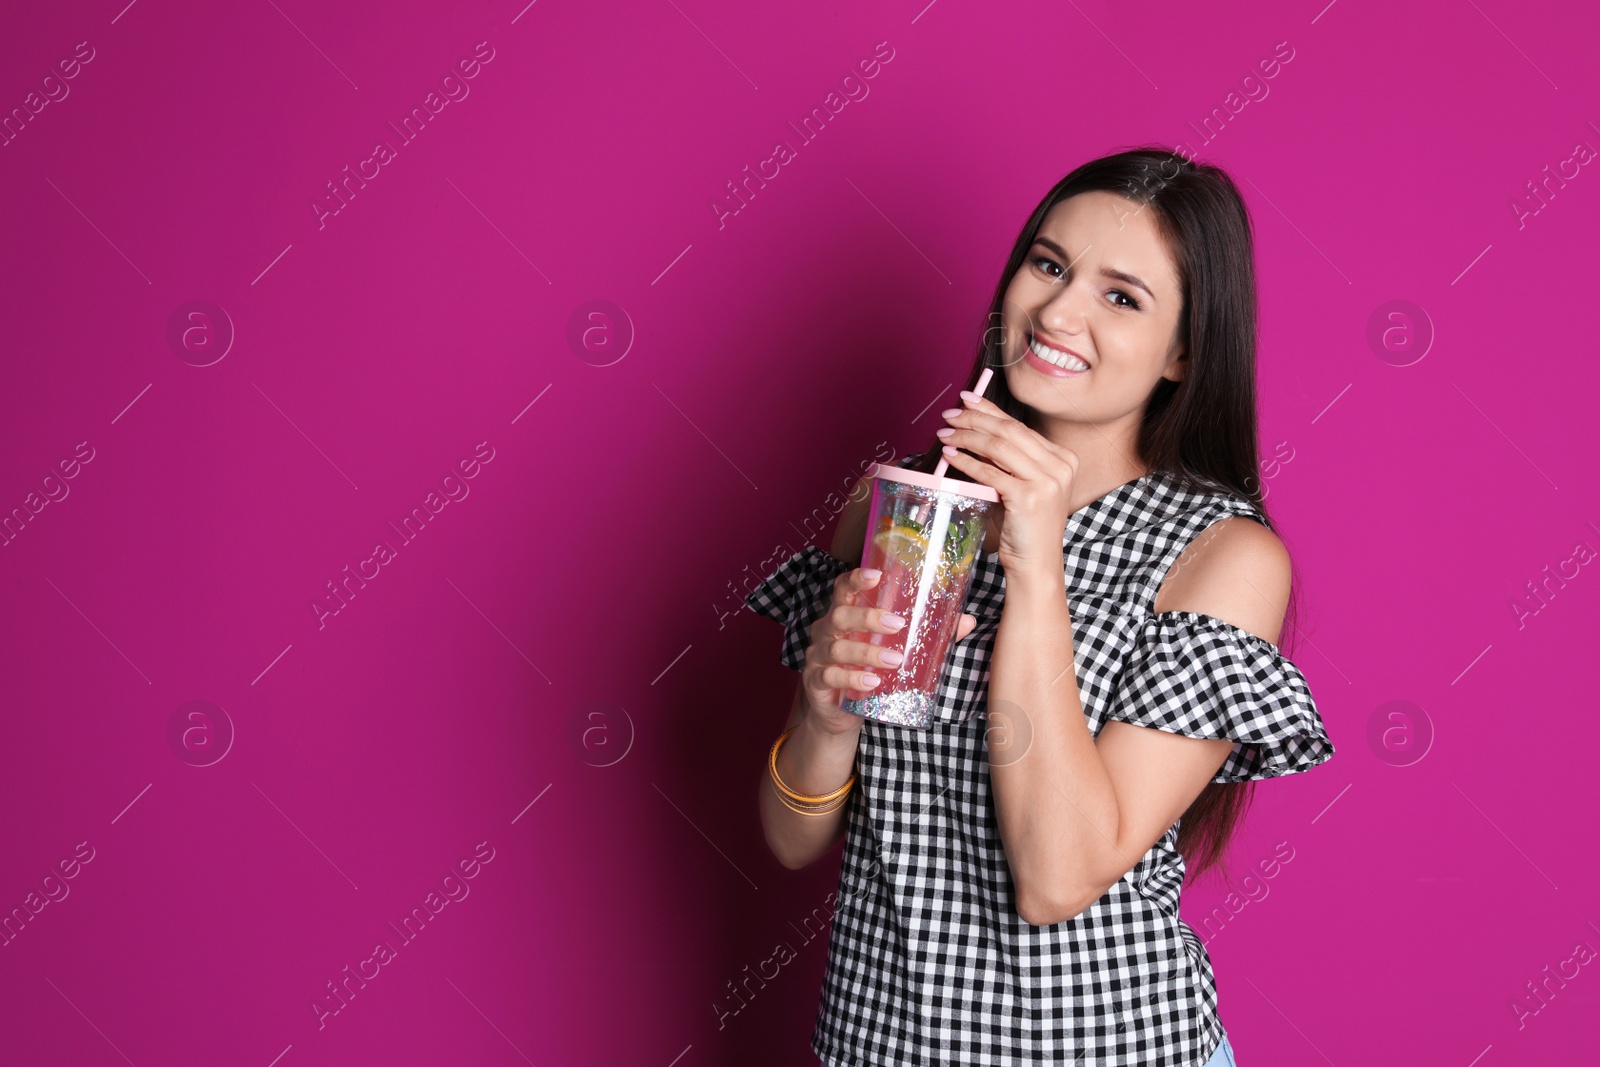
[1104, 611, 1335, 783]
[744, 546, 855, 672]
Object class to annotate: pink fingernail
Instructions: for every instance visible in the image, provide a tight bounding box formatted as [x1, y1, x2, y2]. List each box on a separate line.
[861, 568, 882, 581]
[883, 614, 905, 630]
[861, 674, 881, 687]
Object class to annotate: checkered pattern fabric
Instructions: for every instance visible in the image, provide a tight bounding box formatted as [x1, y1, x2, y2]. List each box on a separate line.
[745, 456, 1335, 1066]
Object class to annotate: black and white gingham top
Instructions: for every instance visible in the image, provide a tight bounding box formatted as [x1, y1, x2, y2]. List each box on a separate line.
[745, 455, 1335, 1067]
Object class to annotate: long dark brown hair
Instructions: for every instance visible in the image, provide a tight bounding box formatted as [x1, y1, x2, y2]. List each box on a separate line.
[901, 145, 1302, 889]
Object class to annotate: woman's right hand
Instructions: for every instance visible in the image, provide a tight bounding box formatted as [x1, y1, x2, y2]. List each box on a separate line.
[800, 567, 978, 736]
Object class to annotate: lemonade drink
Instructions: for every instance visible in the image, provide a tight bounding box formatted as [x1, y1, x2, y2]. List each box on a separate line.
[840, 463, 998, 729]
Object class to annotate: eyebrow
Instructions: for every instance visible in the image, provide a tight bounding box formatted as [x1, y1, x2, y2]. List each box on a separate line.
[1031, 237, 1157, 304]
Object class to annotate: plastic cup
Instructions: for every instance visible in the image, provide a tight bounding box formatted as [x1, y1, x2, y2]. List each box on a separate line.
[839, 463, 999, 729]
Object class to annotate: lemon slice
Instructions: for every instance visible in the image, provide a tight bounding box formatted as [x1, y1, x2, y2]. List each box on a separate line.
[871, 524, 929, 569]
[934, 544, 977, 586]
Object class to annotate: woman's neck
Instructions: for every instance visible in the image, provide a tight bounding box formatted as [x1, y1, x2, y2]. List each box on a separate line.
[1041, 420, 1149, 515]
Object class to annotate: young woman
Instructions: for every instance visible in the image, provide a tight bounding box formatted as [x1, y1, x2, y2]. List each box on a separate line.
[746, 147, 1335, 1067]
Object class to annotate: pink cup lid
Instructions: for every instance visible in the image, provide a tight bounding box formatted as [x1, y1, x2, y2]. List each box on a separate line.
[870, 462, 999, 503]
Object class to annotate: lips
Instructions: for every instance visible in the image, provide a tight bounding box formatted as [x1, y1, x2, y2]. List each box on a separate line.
[1028, 332, 1089, 367]
[1024, 332, 1089, 376]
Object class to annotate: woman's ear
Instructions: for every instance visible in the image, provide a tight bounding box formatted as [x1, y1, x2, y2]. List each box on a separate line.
[1163, 344, 1187, 384]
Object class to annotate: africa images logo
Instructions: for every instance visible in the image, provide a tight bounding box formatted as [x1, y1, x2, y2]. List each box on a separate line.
[311, 41, 497, 230]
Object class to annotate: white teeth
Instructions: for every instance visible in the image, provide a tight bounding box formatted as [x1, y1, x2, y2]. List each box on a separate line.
[1029, 336, 1088, 371]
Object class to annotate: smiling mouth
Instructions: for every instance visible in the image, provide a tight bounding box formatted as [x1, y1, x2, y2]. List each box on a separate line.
[1025, 333, 1089, 373]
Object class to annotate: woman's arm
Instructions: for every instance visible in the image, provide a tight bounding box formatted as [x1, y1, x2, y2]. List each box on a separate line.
[757, 476, 873, 870]
[757, 683, 863, 869]
[988, 517, 1290, 925]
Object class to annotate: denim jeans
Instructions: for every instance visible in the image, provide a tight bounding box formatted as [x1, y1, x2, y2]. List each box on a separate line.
[1201, 1032, 1237, 1067]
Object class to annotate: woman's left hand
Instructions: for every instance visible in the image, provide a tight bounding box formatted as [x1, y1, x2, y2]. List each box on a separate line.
[937, 391, 1080, 575]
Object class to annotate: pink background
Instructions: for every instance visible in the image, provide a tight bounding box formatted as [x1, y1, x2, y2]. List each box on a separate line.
[2, 0, 1596, 1064]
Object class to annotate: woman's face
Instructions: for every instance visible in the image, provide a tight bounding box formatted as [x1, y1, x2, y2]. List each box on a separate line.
[998, 190, 1187, 436]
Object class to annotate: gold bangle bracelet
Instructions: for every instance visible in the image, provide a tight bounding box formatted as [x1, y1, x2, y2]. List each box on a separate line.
[770, 771, 848, 814]
[770, 776, 849, 817]
[769, 725, 856, 804]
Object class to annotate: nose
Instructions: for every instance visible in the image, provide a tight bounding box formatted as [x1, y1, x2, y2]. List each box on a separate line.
[1034, 274, 1090, 337]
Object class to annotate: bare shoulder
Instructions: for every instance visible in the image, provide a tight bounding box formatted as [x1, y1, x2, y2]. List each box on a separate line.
[1154, 515, 1291, 645]
[828, 474, 874, 565]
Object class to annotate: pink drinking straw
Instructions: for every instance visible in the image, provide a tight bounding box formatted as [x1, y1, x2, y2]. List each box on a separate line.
[931, 366, 994, 479]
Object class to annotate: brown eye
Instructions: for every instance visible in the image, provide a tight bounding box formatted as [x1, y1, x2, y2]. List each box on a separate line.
[1030, 255, 1063, 279]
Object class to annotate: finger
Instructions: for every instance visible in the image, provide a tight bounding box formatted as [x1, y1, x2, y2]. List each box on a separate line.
[825, 598, 906, 640]
[952, 398, 1057, 470]
[938, 425, 1012, 476]
[833, 566, 881, 611]
[955, 612, 977, 641]
[819, 661, 882, 693]
[803, 654, 882, 701]
[959, 390, 1017, 416]
[940, 443, 1021, 496]
[941, 426, 1030, 479]
[959, 389, 1082, 472]
[826, 634, 906, 673]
